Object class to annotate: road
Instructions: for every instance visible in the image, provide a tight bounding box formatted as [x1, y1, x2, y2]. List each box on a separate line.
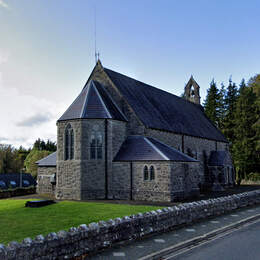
[88, 205, 260, 260]
[164, 219, 260, 260]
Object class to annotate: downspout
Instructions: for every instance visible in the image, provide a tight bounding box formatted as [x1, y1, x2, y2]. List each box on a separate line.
[130, 162, 133, 200]
[182, 135, 184, 153]
[105, 119, 108, 199]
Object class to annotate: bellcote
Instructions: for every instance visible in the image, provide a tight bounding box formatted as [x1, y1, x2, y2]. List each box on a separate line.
[184, 75, 201, 105]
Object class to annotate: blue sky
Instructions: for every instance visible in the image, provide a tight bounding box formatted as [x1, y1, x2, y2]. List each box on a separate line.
[0, 0, 259, 147]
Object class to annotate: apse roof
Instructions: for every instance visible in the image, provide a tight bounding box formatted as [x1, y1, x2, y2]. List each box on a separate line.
[104, 68, 227, 142]
[58, 80, 127, 122]
[208, 151, 231, 166]
[36, 152, 57, 167]
[114, 135, 198, 162]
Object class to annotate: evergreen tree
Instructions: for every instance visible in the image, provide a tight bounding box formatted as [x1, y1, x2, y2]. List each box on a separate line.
[218, 83, 226, 129]
[222, 77, 238, 142]
[233, 86, 258, 178]
[204, 79, 220, 126]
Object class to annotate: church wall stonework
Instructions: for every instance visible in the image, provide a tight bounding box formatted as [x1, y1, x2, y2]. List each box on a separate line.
[90, 66, 145, 136]
[133, 162, 172, 202]
[81, 119, 106, 199]
[144, 128, 229, 189]
[56, 120, 82, 200]
[37, 166, 56, 195]
[109, 162, 131, 199]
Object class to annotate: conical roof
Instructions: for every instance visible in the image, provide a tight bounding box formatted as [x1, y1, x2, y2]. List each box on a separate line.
[58, 80, 127, 122]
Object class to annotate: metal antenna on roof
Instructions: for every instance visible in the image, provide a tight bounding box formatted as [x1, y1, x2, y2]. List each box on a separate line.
[94, 5, 99, 63]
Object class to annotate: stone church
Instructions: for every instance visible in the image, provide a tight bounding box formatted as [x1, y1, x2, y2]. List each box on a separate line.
[37, 60, 235, 202]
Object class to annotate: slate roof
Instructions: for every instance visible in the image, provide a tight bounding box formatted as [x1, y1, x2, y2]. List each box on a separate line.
[36, 152, 57, 167]
[208, 151, 231, 166]
[104, 68, 227, 142]
[114, 136, 198, 162]
[0, 173, 36, 189]
[58, 80, 127, 122]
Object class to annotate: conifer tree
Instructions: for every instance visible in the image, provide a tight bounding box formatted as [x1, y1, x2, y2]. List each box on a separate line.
[204, 79, 220, 126]
[218, 83, 226, 129]
[233, 85, 257, 178]
[222, 77, 238, 142]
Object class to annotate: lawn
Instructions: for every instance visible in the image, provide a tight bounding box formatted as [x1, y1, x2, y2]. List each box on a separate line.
[0, 199, 161, 245]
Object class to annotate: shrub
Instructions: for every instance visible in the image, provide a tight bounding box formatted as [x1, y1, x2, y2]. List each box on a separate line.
[247, 172, 260, 182]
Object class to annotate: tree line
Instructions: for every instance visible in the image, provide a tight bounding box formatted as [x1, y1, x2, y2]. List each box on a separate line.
[204, 74, 260, 180]
[0, 139, 56, 178]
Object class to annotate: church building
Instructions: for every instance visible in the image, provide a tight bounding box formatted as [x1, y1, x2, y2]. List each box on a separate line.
[36, 61, 235, 202]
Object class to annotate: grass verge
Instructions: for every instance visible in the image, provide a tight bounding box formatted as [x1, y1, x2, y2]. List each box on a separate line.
[0, 199, 161, 244]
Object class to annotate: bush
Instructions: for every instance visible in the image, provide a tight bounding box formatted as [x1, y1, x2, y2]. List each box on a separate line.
[247, 172, 260, 182]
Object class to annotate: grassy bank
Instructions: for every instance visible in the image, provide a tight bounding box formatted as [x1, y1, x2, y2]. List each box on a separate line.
[0, 199, 161, 244]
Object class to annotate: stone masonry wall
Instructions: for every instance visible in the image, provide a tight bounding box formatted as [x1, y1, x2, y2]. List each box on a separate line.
[81, 119, 106, 199]
[90, 64, 145, 136]
[145, 128, 229, 188]
[37, 166, 56, 196]
[56, 120, 82, 200]
[171, 162, 200, 200]
[2, 190, 260, 260]
[133, 162, 173, 202]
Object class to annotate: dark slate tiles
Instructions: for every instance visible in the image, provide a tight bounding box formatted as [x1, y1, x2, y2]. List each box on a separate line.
[114, 136, 197, 162]
[58, 81, 127, 122]
[208, 151, 230, 166]
[36, 152, 57, 167]
[104, 68, 227, 142]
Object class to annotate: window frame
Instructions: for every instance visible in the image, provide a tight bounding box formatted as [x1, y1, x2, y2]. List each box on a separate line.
[64, 124, 74, 160]
[89, 128, 103, 160]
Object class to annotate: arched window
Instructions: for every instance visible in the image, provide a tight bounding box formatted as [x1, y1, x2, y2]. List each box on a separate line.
[150, 166, 155, 180]
[65, 124, 74, 160]
[143, 166, 149, 181]
[90, 128, 103, 160]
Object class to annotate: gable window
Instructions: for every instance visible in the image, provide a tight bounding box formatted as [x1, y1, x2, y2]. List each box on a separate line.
[143, 166, 149, 181]
[90, 130, 103, 159]
[65, 124, 74, 160]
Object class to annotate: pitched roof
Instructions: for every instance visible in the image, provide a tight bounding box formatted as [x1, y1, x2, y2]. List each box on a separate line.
[58, 80, 127, 122]
[114, 136, 198, 162]
[36, 152, 57, 167]
[104, 68, 227, 142]
[208, 151, 232, 166]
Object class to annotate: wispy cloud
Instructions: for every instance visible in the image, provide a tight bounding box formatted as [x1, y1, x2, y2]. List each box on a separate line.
[17, 113, 52, 127]
[0, 0, 9, 9]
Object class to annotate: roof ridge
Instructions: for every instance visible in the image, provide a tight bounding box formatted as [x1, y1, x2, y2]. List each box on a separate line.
[104, 67, 195, 105]
[143, 137, 169, 160]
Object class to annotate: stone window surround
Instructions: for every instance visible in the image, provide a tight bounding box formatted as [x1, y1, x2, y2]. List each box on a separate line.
[64, 123, 74, 160]
[143, 164, 156, 181]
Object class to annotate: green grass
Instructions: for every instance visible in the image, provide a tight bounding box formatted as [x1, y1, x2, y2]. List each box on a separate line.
[0, 199, 161, 245]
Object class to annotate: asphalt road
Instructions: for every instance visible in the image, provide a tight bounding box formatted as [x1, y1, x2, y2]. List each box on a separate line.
[166, 219, 260, 260]
[88, 205, 260, 260]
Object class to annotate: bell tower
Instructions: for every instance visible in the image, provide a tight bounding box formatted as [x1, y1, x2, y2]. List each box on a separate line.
[184, 75, 201, 105]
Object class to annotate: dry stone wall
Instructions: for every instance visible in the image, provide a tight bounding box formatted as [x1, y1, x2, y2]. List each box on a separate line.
[1, 190, 260, 260]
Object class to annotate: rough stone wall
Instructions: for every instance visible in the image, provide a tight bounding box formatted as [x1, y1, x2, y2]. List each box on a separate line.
[90, 64, 145, 136]
[145, 129, 182, 150]
[145, 128, 229, 189]
[109, 162, 131, 199]
[133, 162, 172, 202]
[107, 121, 128, 199]
[81, 119, 106, 199]
[2, 190, 260, 260]
[170, 162, 200, 200]
[56, 120, 82, 200]
[37, 167, 56, 195]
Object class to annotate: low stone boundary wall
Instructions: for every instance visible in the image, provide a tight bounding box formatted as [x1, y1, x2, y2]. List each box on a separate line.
[0, 187, 36, 199]
[1, 190, 260, 260]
